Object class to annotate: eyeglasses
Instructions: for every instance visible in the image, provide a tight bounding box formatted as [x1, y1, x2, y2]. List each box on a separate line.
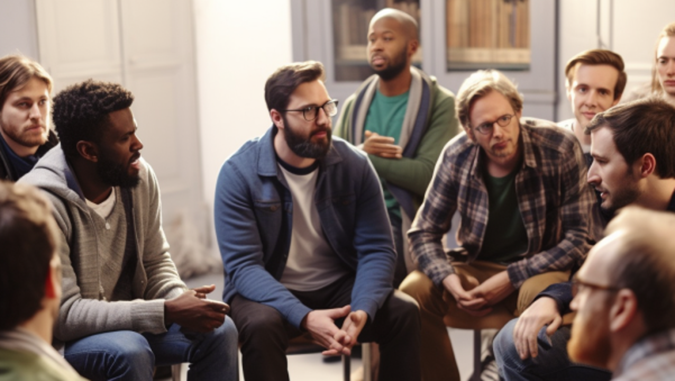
[472, 114, 515, 135]
[571, 277, 621, 298]
[281, 99, 339, 121]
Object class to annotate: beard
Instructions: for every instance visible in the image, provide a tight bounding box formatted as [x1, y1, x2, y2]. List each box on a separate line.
[372, 47, 409, 81]
[601, 168, 641, 214]
[282, 115, 332, 159]
[96, 154, 140, 188]
[568, 315, 612, 368]
[0, 121, 48, 149]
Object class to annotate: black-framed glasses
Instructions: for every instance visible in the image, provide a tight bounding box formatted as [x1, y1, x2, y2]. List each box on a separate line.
[571, 277, 621, 297]
[472, 114, 515, 135]
[281, 99, 339, 121]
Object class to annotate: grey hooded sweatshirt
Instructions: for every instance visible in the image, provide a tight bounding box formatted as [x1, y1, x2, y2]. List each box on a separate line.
[20, 145, 187, 346]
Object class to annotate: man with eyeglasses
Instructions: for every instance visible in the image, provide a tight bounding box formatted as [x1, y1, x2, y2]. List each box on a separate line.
[493, 97, 675, 381]
[335, 8, 459, 288]
[568, 206, 675, 381]
[399, 69, 595, 381]
[215, 61, 421, 381]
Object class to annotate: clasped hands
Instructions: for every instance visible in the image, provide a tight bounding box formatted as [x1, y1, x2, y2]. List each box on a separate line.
[301, 305, 367, 357]
[442, 271, 515, 317]
[164, 284, 229, 333]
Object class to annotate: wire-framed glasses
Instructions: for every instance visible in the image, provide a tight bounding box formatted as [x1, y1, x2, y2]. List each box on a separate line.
[472, 114, 515, 135]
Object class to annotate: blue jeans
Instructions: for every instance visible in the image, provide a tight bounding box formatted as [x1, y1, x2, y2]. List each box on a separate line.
[64, 317, 238, 381]
[493, 319, 611, 381]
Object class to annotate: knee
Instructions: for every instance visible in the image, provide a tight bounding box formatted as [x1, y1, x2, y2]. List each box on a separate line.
[493, 319, 518, 360]
[399, 270, 435, 304]
[107, 331, 155, 368]
[237, 308, 285, 343]
[390, 290, 421, 328]
[214, 316, 238, 345]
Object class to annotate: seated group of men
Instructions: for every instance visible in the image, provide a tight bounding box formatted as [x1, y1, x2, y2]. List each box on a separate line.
[1, 8, 675, 381]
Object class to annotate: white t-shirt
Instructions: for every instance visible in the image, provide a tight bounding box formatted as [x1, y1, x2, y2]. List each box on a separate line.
[278, 164, 348, 291]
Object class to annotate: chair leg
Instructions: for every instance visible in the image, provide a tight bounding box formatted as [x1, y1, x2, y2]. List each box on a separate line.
[470, 329, 482, 381]
[342, 354, 350, 381]
[362, 343, 372, 381]
[171, 363, 183, 381]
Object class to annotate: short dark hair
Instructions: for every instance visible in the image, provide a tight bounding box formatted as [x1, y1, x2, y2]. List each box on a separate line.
[0, 54, 53, 108]
[585, 97, 675, 178]
[605, 207, 675, 334]
[52, 79, 134, 158]
[0, 181, 59, 331]
[565, 49, 627, 101]
[264, 61, 325, 112]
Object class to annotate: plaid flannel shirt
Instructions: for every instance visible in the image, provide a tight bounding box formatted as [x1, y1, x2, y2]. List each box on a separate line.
[409, 118, 596, 288]
[614, 329, 675, 381]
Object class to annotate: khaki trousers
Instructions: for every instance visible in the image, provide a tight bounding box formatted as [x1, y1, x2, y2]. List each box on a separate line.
[399, 261, 569, 381]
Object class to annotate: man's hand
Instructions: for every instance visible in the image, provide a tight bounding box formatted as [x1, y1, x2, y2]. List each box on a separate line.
[465, 270, 515, 310]
[324, 310, 368, 356]
[442, 273, 491, 317]
[301, 306, 352, 356]
[164, 284, 228, 333]
[362, 131, 402, 158]
[513, 297, 562, 360]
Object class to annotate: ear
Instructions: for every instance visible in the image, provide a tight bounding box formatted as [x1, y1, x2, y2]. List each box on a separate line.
[270, 109, 284, 130]
[44, 262, 59, 299]
[609, 289, 638, 333]
[76, 141, 99, 163]
[566, 80, 572, 101]
[611, 97, 620, 107]
[515, 109, 522, 120]
[637, 153, 656, 178]
[464, 125, 476, 142]
[407, 39, 419, 57]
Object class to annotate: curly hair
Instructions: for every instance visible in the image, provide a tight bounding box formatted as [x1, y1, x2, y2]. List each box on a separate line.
[52, 79, 134, 158]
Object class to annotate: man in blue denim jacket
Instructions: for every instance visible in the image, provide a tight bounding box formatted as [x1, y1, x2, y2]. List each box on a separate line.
[214, 61, 420, 381]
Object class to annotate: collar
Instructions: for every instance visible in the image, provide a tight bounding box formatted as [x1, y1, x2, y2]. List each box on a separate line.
[470, 120, 537, 180]
[0, 328, 78, 372]
[615, 328, 675, 378]
[257, 125, 342, 177]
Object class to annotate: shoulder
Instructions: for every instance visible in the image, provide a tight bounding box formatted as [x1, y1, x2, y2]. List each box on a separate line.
[522, 117, 579, 153]
[331, 137, 369, 165]
[442, 132, 474, 159]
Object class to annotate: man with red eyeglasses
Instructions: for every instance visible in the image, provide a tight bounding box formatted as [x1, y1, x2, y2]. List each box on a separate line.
[569, 206, 675, 381]
[399, 69, 595, 381]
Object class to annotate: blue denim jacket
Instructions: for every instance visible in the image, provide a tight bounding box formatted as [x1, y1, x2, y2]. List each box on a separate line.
[215, 126, 396, 328]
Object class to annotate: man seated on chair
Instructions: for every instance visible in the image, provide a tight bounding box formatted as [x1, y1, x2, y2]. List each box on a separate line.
[0, 181, 86, 381]
[20, 80, 238, 381]
[215, 61, 421, 381]
[399, 69, 596, 381]
[569, 206, 675, 381]
[494, 97, 675, 381]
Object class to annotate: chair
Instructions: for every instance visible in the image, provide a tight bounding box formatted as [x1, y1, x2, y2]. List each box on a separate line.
[287, 333, 353, 381]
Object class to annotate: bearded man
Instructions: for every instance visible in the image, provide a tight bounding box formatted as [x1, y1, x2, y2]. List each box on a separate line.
[21, 80, 238, 381]
[215, 61, 421, 381]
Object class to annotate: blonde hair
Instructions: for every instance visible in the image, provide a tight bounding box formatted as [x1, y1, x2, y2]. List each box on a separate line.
[455, 70, 523, 129]
[651, 22, 675, 94]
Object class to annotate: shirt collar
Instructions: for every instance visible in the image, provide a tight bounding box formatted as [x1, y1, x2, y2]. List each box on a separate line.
[615, 328, 675, 378]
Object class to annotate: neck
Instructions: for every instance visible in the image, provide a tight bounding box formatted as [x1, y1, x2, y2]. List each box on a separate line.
[664, 92, 675, 107]
[0, 129, 39, 157]
[636, 177, 675, 211]
[485, 145, 522, 178]
[273, 129, 316, 168]
[572, 120, 591, 146]
[377, 66, 412, 97]
[17, 309, 52, 344]
[70, 157, 113, 203]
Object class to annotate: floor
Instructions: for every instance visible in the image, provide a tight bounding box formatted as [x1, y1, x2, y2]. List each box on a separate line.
[165, 271, 476, 381]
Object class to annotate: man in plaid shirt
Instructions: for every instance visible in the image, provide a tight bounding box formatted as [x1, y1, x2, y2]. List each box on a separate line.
[568, 207, 675, 381]
[400, 70, 596, 381]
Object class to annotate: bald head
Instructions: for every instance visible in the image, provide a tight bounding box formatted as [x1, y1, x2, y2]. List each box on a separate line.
[602, 206, 675, 333]
[370, 8, 418, 41]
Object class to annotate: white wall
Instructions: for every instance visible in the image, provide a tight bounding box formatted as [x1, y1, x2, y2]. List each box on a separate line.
[0, 0, 38, 59]
[557, 0, 675, 121]
[193, 0, 292, 250]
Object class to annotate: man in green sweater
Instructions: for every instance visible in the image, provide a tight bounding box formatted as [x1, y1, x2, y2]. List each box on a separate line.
[335, 8, 459, 287]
